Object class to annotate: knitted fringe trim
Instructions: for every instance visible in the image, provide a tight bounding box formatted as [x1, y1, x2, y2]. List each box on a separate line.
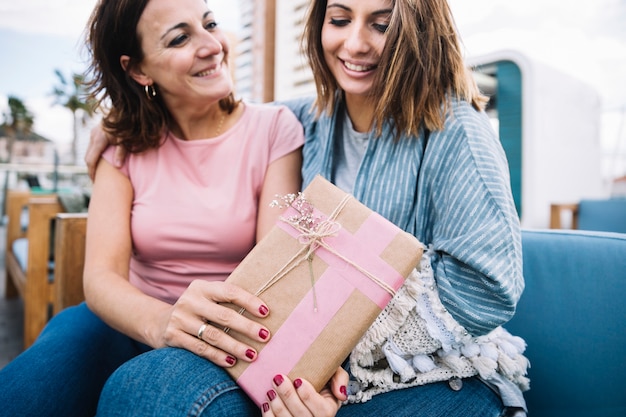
[347, 247, 530, 404]
[350, 246, 428, 369]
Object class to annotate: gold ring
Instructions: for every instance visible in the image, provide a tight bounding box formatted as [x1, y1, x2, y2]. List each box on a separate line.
[197, 323, 208, 340]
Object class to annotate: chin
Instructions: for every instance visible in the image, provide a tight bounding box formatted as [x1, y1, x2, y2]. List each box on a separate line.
[341, 86, 375, 100]
[335, 79, 374, 97]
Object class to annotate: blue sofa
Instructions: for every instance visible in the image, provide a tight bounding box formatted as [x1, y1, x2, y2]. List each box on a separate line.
[577, 198, 626, 233]
[551, 198, 626, 233]
[505, 229, 626, 417]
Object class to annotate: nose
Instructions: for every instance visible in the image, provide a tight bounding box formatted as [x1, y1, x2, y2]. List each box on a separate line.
[196, 31, 224, 58]
[344, 23, 371, 55]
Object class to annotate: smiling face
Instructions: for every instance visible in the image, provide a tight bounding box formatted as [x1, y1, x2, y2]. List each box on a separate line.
[321, 0, 392, 102]
[125, 0, 232, 107]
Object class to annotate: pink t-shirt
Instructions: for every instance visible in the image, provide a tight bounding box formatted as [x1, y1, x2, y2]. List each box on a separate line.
[102, 103, 303, 304]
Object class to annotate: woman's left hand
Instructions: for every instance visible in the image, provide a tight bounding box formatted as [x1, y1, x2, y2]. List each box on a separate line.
[261, 367, 349, 417]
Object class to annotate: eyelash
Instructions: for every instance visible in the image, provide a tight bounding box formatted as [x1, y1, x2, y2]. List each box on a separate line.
[329, 18, 349, 27]
[373, 23, 388, 33]
[168, 21, 219, 47]
[169, 35, 188, 47]
[328, 18, 389, 34]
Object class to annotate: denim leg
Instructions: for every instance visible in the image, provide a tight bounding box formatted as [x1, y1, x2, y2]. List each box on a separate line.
[337, 377, 504, 417]
[97, 347, 259, 417]
[0, 303, 148, 417]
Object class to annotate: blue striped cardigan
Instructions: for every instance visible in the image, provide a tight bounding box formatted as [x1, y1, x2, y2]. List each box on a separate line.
[282, 96, 524, 336]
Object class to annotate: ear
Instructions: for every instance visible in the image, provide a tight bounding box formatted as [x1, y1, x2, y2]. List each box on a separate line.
[120, 55, 151, 86]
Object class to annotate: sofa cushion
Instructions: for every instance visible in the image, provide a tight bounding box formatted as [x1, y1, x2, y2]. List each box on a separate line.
[12, 237, 29, 272]
[578, 198, 626, 233]
[505, 229, 626, 417]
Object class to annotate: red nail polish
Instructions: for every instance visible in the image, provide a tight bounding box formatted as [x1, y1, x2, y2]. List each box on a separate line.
[259, 328, 269, 340]
[245, 349, 255, 360]
[267, 389, 277, 401]
[273, 374, 284, 386]
[293, 378, 302, 389]
[259, 305, 269, 316]
[225, 356, 236, 365]
[340, 385, 347, 396]
[262, 402, 270, 412]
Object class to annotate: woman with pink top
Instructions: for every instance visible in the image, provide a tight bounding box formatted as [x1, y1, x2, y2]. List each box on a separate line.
[0, 0, 307, 415]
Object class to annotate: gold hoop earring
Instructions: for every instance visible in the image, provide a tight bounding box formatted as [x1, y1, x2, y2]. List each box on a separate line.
[144, 84, 157, 100]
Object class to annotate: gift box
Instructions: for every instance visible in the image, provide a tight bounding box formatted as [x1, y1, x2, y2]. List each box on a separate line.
[224, 175, 423, 407]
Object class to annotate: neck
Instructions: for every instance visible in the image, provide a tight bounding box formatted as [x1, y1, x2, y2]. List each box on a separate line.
[344, 94, 376, 133]
[168, 101, 228, 140]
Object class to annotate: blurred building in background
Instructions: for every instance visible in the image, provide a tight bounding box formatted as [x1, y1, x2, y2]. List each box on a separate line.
[235, 0, 313, 102]
[235, 0, 274, 102]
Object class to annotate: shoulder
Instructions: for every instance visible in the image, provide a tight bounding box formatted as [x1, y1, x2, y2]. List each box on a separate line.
[427, 98, 500, 154]
[238, 101, 304, 153]
[423, 98, 509, 178]
[441, 99, 495, 140]
[242, 100, 302, 127]
[272, 96, 317, 126]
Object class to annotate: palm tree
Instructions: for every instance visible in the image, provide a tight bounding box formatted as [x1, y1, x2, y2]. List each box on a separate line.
[51, 69, 96, 165]
[1, 96, 35, 216]
[1, 95, 35, 163]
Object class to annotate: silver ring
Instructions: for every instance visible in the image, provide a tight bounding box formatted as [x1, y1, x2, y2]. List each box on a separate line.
[197, 323, 208, 340]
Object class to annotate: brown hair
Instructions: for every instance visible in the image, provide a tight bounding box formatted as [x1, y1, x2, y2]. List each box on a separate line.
[303, 0, 487, 138]
[83, 0, 238, 153]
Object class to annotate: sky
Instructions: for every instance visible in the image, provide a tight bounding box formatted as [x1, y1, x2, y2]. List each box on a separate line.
[1, 0, 625, 164]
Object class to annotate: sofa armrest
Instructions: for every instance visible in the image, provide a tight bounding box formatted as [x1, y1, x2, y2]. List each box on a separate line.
[22, 197, 64, 346]
[507, 229, 626, 417]
[52, 213, 88, 315]
[5, 192, 59, 298]
[5, 190, 55, 248]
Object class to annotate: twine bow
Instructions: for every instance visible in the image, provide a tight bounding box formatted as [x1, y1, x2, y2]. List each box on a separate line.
[225, 192, 399, 333]
[253, 193, 397, 311]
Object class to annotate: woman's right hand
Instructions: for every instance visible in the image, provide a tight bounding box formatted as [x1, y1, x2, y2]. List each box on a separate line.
[85, 124, 127, 181]
[154, 279, 271, 367]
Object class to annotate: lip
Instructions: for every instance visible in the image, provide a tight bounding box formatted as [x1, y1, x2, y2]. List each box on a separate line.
[341, 59, 377, 75]
[194, 62, 222, 78]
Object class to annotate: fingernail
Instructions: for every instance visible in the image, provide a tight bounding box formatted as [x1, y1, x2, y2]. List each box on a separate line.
[259, 305, 269, 316]
[259, 328, 269, 340]
[262, 402, 270, 412]
[245, 349, 255, 360]
[340, 385, 347, 396]
[226, 356, 236, 365]
[273, 374, 284, 386]
[267, 389, 277, 401]
[293, 378, 302, 389]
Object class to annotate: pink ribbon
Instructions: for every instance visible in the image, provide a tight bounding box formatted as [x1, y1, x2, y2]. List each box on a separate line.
[237, 196, 405, 406]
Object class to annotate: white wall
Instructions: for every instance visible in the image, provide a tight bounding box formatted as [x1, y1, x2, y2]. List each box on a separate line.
[469, 50, 604, 228]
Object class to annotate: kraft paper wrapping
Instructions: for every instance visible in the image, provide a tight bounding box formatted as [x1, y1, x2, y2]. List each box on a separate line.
[224, 176, 423, 407]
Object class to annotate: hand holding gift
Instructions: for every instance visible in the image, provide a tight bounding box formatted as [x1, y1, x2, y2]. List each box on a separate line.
[224, 176, 424, 407]
[260, 369, 349, 416]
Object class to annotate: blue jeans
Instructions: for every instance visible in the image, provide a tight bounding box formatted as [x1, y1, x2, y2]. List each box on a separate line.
[0, 303, 149, 417]
[97, 347, 505, 417]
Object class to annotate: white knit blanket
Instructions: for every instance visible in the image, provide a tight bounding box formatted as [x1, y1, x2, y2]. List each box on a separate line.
[347, 247, 530, 403]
